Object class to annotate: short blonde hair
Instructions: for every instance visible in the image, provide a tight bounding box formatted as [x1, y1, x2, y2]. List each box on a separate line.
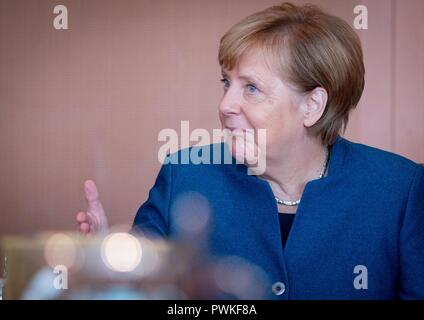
[218, 2, 365, 145]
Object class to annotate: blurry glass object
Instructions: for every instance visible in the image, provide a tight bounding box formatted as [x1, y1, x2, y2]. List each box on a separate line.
[0, 231, 269, 300]
[0, 256, 7, 300]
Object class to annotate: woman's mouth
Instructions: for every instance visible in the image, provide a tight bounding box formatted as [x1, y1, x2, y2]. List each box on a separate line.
[225, 127, 245, 137]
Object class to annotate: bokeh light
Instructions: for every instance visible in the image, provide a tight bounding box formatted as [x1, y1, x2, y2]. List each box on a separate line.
[44, 233, 77, 269]
[212, 255, 268, 299]
[101, 232, 142, 273]
[172, 192, 211, 237]
[133, 238, 161, 277]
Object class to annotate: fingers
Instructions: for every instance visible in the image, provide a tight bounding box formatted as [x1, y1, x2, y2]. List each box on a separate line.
[76, 180, 109, 235]
[76, 211, 87, 223]
[84, 180, 105, 217]
[76, 211, 90, 234]
[79, 222, 90, 234]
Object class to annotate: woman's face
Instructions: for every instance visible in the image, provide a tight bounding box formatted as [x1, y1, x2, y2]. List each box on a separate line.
[219, 48, 306, 163]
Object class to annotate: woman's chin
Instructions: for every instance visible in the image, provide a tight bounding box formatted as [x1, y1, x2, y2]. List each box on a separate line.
[231, 142, 259, 166]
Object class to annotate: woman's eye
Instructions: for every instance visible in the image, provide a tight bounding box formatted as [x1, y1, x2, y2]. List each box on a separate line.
[246, 83, 259, 94]
[220, 78, 230, 89]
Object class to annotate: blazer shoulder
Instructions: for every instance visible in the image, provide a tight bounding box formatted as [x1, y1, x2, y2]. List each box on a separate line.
[163, 143, 241, 174]
[340, 137, 421, 183]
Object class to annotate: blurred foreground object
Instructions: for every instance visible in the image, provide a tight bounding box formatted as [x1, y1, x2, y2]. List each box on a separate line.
[0, 231, 269, 299]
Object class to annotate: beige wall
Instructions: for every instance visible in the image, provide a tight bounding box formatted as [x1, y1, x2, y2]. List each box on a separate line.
[0, 0, 423, 236]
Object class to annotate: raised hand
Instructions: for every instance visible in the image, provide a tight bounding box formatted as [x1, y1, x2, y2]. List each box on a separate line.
[76, 180, 109, 234]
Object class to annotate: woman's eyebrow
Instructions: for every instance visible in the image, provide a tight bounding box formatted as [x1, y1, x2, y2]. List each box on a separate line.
[220, 70, 267, 87]
[238, 73, 266, 87]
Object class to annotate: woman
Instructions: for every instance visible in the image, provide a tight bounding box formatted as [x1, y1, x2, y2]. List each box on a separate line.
[76, 3, 424, 299]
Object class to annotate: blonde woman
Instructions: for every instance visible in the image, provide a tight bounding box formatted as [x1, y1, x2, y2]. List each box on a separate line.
[76, 3, 424, 299]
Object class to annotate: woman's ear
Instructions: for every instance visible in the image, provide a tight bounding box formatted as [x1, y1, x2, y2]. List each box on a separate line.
[302, 87, 328, 128]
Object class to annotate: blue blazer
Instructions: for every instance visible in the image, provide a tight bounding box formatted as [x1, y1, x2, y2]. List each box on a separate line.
[132, 137, 424, 299]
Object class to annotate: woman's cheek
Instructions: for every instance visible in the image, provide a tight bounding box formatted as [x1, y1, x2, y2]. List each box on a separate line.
[241, 87, 268, 104]
[225, 129, 261, 166]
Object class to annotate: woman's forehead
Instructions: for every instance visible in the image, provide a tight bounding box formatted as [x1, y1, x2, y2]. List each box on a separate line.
[221, 47, 281, 81]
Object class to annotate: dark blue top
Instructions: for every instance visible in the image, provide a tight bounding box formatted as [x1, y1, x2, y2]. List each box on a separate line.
[279, 213, 296, 249]
[132, 136, 424, 299]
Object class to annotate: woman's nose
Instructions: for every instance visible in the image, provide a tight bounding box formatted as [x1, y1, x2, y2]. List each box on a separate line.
[219, 89, 242, 115]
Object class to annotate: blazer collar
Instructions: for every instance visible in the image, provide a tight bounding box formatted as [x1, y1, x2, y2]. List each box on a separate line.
[326, 135, 348, 178]
[234, 135, 348, 179]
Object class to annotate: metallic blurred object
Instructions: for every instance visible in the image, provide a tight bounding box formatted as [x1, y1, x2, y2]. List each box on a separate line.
[0, 231, 269, 300]
[0, 256, 6, 299]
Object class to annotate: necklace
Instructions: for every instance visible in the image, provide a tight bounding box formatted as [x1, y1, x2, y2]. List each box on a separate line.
[275, 148, 329, 207]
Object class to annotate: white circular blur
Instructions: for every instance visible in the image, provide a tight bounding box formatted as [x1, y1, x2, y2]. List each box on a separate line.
[101, 232, 142, 273]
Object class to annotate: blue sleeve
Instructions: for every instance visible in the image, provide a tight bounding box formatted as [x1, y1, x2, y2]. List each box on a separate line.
[399, 165, 424, 299]
[131, 162, 172, 238]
